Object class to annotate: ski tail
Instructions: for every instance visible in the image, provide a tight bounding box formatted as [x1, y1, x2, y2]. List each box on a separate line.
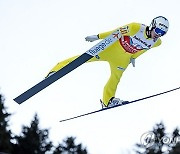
[14, 53, 92, 104]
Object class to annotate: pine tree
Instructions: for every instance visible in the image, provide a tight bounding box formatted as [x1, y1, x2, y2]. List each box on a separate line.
[53, 136, 88, 154]
[135, 122, 168, 154]
[13, 114, 53, 154]
[0, 92, 89, 154]
[0, 94, 12, 153]
[135, 122, 180, 154]
[169, 128, 180, 154]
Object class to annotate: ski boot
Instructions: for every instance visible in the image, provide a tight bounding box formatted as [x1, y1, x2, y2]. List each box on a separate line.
[45, 71, 56, 79]
[100, 97, 124, 108]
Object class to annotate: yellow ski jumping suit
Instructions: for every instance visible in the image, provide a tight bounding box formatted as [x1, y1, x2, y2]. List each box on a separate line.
[48, 22, 161, 106]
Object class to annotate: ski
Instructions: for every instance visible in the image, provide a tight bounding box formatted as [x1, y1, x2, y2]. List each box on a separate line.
[14, 30, 122, 104]
[59, 86, 180, 122]
[59, 101, 130, 122]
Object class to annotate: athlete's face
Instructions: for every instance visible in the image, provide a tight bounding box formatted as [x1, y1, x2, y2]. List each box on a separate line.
[151, 29, 161, 39]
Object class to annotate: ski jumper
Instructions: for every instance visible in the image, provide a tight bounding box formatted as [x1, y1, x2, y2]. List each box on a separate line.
[48, 22, 161, 106]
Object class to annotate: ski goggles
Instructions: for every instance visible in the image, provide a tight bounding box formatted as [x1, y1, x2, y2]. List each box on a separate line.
[154, 28, 166, 36]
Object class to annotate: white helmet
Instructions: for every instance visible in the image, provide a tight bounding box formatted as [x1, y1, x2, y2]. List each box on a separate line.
[149, 16, 169, 36]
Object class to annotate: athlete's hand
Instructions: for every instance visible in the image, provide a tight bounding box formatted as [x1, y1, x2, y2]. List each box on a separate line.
[85, 35, 99, 42]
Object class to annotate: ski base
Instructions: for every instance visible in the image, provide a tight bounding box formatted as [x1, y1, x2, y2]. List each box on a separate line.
[59, 86, 180, 122]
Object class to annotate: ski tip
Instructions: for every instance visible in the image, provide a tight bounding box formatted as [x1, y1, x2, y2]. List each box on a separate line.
[13, 97, 23, 105]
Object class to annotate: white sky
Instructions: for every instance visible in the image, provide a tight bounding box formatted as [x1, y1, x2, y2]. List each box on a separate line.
[0, 0, 180, 153]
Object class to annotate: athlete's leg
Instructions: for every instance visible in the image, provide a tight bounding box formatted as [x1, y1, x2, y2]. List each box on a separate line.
[48, 56, 78, 72]
[101, 46, 132, 106]
[46, 54, 103, 78]
[102, 64, 125, 105]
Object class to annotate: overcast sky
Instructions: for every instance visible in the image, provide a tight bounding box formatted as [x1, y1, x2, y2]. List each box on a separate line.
[0, 0, 180, 153]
